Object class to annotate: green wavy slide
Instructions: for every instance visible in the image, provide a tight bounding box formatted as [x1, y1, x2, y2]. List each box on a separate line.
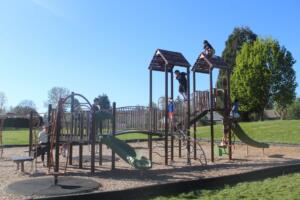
[101, 135, 152, 169]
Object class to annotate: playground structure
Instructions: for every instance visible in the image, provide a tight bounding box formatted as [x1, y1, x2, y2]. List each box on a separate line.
[40, 47, 270, 185]
[0, 44, 279, 200]
[0, 49, 269, 182]
[47, 92, 206, 178]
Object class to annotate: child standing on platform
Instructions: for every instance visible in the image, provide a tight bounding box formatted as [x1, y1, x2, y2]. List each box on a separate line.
[231, 99, 240, 119]
[168, 98, 174, 121]
[200, 40, 215, 59]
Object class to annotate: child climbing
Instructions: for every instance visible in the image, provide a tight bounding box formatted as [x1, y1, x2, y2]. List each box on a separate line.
[168, 98, 174, 121]
[88, 98, 100, 144]
[220, 77, 230, 147]
[231, 99, 240, 119]
[34, 125, 49, 166]
[220, 118, 230, 147]
[174, 70, 188, 101]
[200, 40, 215, 59]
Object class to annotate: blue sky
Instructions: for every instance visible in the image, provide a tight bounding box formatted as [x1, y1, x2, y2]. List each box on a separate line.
[0, 0, 299, 113]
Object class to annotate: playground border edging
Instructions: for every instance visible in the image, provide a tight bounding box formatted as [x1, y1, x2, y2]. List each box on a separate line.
[34, 163, 300, 200]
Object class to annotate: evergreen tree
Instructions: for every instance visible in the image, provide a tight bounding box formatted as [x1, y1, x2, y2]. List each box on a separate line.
[97, 94, 111, 109]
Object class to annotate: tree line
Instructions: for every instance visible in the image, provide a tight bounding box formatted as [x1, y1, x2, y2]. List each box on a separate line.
[0, 87, 111, 115]
[217, 27, 298, 120]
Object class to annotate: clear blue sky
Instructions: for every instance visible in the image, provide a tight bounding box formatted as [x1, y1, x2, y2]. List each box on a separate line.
[0, 0, 299, 113]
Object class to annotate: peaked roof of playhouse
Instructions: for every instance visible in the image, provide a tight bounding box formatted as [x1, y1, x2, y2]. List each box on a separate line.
[192, 54, 229, 74]
[148, 49, 191, 72]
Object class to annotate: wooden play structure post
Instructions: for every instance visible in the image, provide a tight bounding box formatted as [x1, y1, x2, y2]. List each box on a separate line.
[112, 102, 116, 170]
[29, 111, 33, 157]
[149, 68, 153, 162]
[69, 92, 75, 166]
[54, 99, 62, 185]
[209, 66, 215, 162]
[47, 104, 52, 167]
[170, 68, 174, 162]
[227, 69, 232, 160]
[186, 66, 191, 165]
[79, 112, 84, 169]
[164, 63, 169, 165]
[91, 110, 96, 175]
[99, 119, 103, 166]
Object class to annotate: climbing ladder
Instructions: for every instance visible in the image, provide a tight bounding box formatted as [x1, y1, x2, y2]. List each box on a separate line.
[174, 129, 207, 165]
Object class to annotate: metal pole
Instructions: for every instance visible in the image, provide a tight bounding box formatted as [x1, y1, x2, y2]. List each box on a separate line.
[193, 71, 197, 160]
[170, 68, 174, 162]
[187, 67, 191, 165]
[29, 111, 33, 157]
[209, 67, 215, 162]
[149, 69, 153, 162]
[112, 102, 116, 169]
[164, 64, 169, 165]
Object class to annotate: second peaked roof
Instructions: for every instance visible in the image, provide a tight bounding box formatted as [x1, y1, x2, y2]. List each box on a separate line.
[148, 49, 190, 72]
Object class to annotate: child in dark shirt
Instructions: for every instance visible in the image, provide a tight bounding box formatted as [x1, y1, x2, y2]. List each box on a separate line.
[174, 70, 188, 101]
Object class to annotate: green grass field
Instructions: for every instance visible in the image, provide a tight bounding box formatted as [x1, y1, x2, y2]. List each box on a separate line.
[1, 120, 300, 145]
[1, 129, 158, 145]
[2, 128, 30, 145]
[153, 172, 300, 200]
[197, 120, 300, 144]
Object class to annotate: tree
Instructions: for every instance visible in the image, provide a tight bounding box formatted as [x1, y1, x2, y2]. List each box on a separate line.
[286, 99, 300, 119]
[0, 92, 7, 113]
[217, 27, 257, 88]
[97, 94, 111, 109]
[231, 38, 297, 120]
[47, 87, 70, 108]
[272, 49, 297, 119]
[13, 100, 37, 115]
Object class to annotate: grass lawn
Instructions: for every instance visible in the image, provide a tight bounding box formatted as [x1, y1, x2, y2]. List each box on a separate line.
[197, 120, 300, 144]
[2, 128, 29, 145]
[2, 120, 300, 145]
[117, 133, 159, 140]
[153, 172, 300, 200]
[1, 129, 157, 145]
